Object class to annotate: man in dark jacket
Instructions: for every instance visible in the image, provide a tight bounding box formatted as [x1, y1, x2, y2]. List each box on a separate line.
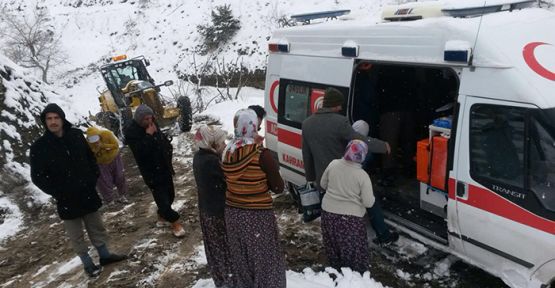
[301, 88, 399, 246]
[302, 88, 390, 188]
[30, 103, 126, 278]
[124, 104, 185, 238]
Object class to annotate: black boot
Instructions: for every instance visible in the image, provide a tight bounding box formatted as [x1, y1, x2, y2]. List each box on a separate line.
[373, 231, 400, 246]
[99, 254, 128, 266]
[84, 264, 102, 277]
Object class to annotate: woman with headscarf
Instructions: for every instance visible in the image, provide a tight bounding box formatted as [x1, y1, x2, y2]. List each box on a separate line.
[192, 124, 234, 287]
[85, 126, 129, 206]
[320, 139, 376, 273]
[221, 109, 286, 288]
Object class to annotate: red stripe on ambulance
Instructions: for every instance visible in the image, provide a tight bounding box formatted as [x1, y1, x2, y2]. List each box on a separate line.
[277, 128, 302, 149]
[449, 178, 555, 234]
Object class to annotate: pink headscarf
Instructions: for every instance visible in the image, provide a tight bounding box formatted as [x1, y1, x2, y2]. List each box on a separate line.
[343, 139, 368, 164]
[223, 109, 259, 155]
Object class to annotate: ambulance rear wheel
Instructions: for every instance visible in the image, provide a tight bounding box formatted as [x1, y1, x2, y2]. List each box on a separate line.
[287, 182, 303, 214]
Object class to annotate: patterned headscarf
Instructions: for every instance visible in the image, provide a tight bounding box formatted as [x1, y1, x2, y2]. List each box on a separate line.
[194, 124, 227, 153]
[343, 139, 368, 164]
[223, 109, 259, 155]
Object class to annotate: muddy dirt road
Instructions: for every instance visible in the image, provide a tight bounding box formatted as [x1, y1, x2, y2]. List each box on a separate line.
[0, 133, 506, 288]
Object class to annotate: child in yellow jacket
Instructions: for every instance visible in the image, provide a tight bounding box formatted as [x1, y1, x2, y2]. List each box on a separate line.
[86, 127, 129, 204]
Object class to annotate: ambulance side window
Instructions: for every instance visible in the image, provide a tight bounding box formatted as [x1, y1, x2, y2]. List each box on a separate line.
[469, 105, 526, 189]
[283, 84, 310, 124]
[529, 113, 555, 212]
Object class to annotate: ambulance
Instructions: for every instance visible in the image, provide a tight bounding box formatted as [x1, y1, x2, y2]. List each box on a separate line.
[263, 1, 555, 287]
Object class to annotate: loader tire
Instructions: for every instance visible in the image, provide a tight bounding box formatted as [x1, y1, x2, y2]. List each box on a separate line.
[177, 96, 192, 132]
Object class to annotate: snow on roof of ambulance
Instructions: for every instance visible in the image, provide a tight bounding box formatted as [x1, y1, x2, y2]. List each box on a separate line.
[275, 6, 554, 36]
[272, 8, 555, 69]
[441, 0, 534, 10]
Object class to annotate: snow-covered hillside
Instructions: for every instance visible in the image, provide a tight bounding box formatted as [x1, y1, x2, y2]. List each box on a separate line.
[2, 0, 394, 117]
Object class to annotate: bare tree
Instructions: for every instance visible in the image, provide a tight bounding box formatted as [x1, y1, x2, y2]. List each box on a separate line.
[0, 6, 66, 84]
[214, 54, 253, 101]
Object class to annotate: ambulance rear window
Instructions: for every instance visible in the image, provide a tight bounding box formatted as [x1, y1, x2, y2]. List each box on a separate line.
[283, 84, 310, 124]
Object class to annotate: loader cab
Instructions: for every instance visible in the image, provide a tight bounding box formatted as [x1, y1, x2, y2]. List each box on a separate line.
[100, 55, 155, 108]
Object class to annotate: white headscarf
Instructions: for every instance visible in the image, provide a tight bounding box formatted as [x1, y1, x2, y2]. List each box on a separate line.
[193, 124, 227, 153]
[352, 120, 369, 136]
[223, 109, 259, 155]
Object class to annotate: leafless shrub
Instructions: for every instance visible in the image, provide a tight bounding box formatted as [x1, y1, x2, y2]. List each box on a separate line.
[0, 5, 66, 84]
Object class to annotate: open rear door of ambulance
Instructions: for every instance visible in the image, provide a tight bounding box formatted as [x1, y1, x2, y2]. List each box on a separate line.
[274, 56, 355, 186]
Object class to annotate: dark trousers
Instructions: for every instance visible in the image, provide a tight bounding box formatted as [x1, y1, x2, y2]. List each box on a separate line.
[149, 174, 180, 223]
[367, 198, 390, 240]
[379, 111, 415, 172]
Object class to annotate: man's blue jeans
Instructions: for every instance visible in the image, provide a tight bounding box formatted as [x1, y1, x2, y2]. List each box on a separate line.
[367, 198, 390, 240]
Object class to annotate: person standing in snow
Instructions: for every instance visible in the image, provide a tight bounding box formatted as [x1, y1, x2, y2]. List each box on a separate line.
[319, 139, 375, 273]
[86, 126, 129, 206]
[221, 109, 286, 288]
[352, 120, 399, 245]
[124, 104, 186, 238]
[30, 103, 127, 278]
[192, 125, 235, 287]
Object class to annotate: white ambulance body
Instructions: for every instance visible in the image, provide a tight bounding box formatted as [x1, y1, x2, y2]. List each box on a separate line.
[264, 3, 555, 287]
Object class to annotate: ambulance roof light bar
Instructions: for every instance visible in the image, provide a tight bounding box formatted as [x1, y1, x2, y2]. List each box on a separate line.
[382, 0, 535, 21]
[291, 9, 351, 24]
[442, 0, 535, 18]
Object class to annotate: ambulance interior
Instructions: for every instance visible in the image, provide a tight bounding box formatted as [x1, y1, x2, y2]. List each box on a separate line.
[351, 62, 459, 240]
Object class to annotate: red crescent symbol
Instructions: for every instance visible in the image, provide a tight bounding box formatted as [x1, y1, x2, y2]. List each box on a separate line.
[523, 42, 555, 81]
[269, 80, 279, 113]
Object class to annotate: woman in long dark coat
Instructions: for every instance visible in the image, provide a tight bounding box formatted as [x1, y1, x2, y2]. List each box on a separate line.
[192, 125, 234, 287]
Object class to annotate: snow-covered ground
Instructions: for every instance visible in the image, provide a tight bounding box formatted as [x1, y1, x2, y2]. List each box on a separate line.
[193, 268, 390, 288]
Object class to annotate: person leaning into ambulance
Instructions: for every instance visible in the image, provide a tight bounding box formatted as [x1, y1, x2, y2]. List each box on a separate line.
[302, 88, 399, 245]
[352, 120, 400, 245]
